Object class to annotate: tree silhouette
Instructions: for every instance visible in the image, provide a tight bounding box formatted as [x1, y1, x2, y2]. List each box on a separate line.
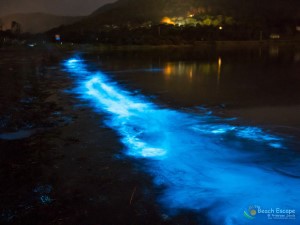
[11, 21, 21, 34]
[0, 19, 3, 31]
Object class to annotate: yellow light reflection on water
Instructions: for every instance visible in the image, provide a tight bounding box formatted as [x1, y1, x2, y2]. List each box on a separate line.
[189, 70, 193, 79]
[164, 63, 173, 76]
[218, 57, 222, 76]
[163, 62, 197, 80]
[217, 57, 222, 89]
[162, 60, 225, 85]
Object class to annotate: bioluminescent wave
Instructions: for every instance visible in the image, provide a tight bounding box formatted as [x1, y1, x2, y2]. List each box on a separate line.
[64, 58, 300, 225]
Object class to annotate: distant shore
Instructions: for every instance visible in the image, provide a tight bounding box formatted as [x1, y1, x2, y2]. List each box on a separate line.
[1, 39, 300, 52]
[49, 39, 300, 51]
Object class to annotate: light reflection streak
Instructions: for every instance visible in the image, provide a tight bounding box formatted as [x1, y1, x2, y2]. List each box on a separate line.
[217, 57, 222, 88]
[64, 58, 300, 225]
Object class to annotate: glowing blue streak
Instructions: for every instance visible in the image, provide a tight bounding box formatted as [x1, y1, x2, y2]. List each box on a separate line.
[64, 58, 300, 225]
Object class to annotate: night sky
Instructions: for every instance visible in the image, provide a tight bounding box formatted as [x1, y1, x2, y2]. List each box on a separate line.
[0, 0, 116, 16]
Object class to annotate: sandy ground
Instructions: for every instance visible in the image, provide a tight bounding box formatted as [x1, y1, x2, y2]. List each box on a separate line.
[0, 48, 194, 225]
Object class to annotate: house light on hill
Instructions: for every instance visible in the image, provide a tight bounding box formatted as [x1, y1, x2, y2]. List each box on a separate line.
[161, 17, 175, 25]
[270, 34, 280, 39]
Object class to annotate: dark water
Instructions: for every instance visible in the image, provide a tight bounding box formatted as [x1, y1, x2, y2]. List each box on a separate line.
[86, 47, 300, 133]
[89, 47, 300, 107]
[0, 46, 300, 225]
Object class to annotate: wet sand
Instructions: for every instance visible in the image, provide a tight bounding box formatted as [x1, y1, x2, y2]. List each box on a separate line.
[0, 48, 205, 225]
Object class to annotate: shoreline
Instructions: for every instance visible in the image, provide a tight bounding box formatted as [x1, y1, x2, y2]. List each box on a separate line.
[1, 39, 300, 52]
[55, 40, 300, 51]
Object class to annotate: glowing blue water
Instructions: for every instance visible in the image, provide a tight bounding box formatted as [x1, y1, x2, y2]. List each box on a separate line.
[64, 58, 300, 225]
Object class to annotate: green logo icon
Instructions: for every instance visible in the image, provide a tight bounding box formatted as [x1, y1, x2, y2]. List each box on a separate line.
[244, 206, 257, 220]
